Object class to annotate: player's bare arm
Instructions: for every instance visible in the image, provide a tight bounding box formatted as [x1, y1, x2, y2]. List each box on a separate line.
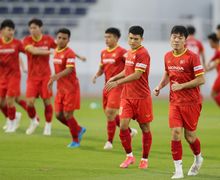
[107, 69, 126, 84]
[25, 45, 51, 55]
[153, 71, 169, 96]
[205, 59, 220, 72]
[105, 70, 142, 91]
[171, 74, 205, 91]
[76, 53, 87, 62]
[92, 66, 104, 84]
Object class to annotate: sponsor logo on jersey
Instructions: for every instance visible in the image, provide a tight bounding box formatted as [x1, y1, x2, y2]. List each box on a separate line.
[136, 63, 147, 69]
[168, 66, 184, 71]
[53, 58, 62, 64]
[103, 58, 116, 64]
[0, 49, 15, 53]
[125, 60, 135, 66]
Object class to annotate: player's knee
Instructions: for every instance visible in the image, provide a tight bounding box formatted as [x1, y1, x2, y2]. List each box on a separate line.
[120, 122, 129, 130]
[139, 123, 150, 133]
[184, 133, 196, 144]
[105, 109, 116, 120]
[55, 113, 62, 120]
[63, 113, 72, 120]
[171, 128, 182, 141]
[27, 99, 35, 107]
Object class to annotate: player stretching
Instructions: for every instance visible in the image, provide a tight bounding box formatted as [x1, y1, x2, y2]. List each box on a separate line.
[105, 26, 153, 169]
[92, 27, 137, 150]
[154, 26, 205, 179]
[23, 19, 56, 135]
[48, 28, 86, 148]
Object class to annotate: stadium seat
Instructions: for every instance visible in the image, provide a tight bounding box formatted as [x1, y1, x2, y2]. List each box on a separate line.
[74, 7, 87, 15]
[43, 7, 55, 14]
[38, 0, 50, 2]
[69, 0, 80, 3]
[0, 7, 9, 14]
[12, 7, 24, 14]
[59, 7, 71, 15]
[27, 7, 40, 14]
[83, 0, 97, 3]
[53, 0, 64, 2]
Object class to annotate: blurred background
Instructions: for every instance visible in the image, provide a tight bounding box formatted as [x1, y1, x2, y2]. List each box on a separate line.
[0, 0, 220, 97]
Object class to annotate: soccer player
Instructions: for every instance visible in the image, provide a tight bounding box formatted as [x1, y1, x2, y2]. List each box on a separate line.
[186, 26, 206, 66]
[206, 33, 220, 106]
[216, 24, 220, 40]
[92, 27, 137, 150]
[23, 18, 56, 135]
[0, 19, 25, 132]
[153, 26, 205, 179]
[48, 28, 86, 148]
[105, 26, 153, 169]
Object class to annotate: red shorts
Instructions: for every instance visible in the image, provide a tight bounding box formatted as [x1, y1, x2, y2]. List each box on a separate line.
[26, 77, 52, 99]
[0, 76, 20, 98]
[169, 104, 202, 131]
[119, 97, 153, 124]
[55, 87, 80, 112]
[103, 86, 122, 109]
[212, 75, 220, 93]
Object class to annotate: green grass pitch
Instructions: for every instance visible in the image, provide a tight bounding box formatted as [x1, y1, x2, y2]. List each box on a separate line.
[0, 98, 219, 180]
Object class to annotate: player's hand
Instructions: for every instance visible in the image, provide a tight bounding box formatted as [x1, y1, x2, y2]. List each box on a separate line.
[105, 81, 118, 91]
[171, 81, 183, 91]
[78, 56, 87, 62]
[153, 86, 160, 96]
[107, 77, 115, 83]
[92, 75, 97, 84]
[47, 79, 53, 91]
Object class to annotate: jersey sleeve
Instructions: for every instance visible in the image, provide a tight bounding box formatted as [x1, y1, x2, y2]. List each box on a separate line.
[100, 51, 104, 67]
[192, 54, 204, 77]
[211, 51, 220, 62]
[18, 40, 25, 53]
[121, 48, 127, 62]
[135, 52, 149, 72]
[197, 41, 204, 53]
[65, 50, 76, 68]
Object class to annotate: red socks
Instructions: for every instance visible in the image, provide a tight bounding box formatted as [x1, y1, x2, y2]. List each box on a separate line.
[107, 120, 116, 143]
[27, 106, 36, 119]
[115, 115, 120, 127]
[119, 129, 132, 154]
[67, 117, 81, 142]
[1, 105, 8, 117]
[45, 104, 53, 123]
[214, 93, 220, 106]
[7, 106, 16, 120]
[189, 138, 201, 155]
[17, 100, 27, 111]
[142, 131, 152, 158]
[171, 140, 182, 160]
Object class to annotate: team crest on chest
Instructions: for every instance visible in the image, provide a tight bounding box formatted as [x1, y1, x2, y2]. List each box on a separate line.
[112, 53, 116, 58]
[180, 59, 185, 64]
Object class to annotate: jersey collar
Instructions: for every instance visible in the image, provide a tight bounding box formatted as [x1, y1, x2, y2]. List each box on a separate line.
[56, 46, 68, 53]
[2, 37, 13, 44]
[32, 34, 43, 42]
[172, 48, 187, 57]
[106, 45, 118, 52]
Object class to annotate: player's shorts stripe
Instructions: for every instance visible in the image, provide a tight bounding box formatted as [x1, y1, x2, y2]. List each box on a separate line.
[135, 68, 145, 72]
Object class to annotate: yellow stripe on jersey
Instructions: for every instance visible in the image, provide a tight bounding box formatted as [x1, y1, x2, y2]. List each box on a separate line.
[135, 68, 145, 72]
[172, 48, 187, 57]
[106, 45, 118, 52]
[195, 72, 205, 77]
[66, 64, 74, 68]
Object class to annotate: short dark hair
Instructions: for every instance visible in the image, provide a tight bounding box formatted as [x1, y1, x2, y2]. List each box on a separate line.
[129, 26, 144, 37]
[171, 25, 188, 38]
[217, 24, 220, 30]
[105, 27, 121, 38]
[0, 19, 15, 30]
[187, 25, 196, 35]
[56, 28, 71, 38]
[28, 18, 43, 27]
[207, 33, 219, 43]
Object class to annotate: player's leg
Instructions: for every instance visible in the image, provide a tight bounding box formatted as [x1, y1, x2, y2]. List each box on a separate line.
[5, 96, 17, 133]
[26, 97, 39, 135]
[119, 117, 135, 168]
[64, 110, 83, 148]
[55, 111, 68, 126]
[104, 107, 117, 150]
[42, 98, 53, 136]
[15, 96, 27, 111]
[169, 105, 184, 179]
[138, 122, 152, 169]
[0, 96, 9, 130]
[182, 104, 203, 176]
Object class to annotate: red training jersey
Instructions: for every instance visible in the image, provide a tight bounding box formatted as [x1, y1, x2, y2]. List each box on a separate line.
[186, 36, 204, 56]
[0, 38, 24, 79]
[164, 49, 204, 105]
[121, 46, 151, 99]
[211, 48, 220, 74]
[53, 47, 78, 93]
[100, 46, 126, 83]
[23, 35, 56, 80]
